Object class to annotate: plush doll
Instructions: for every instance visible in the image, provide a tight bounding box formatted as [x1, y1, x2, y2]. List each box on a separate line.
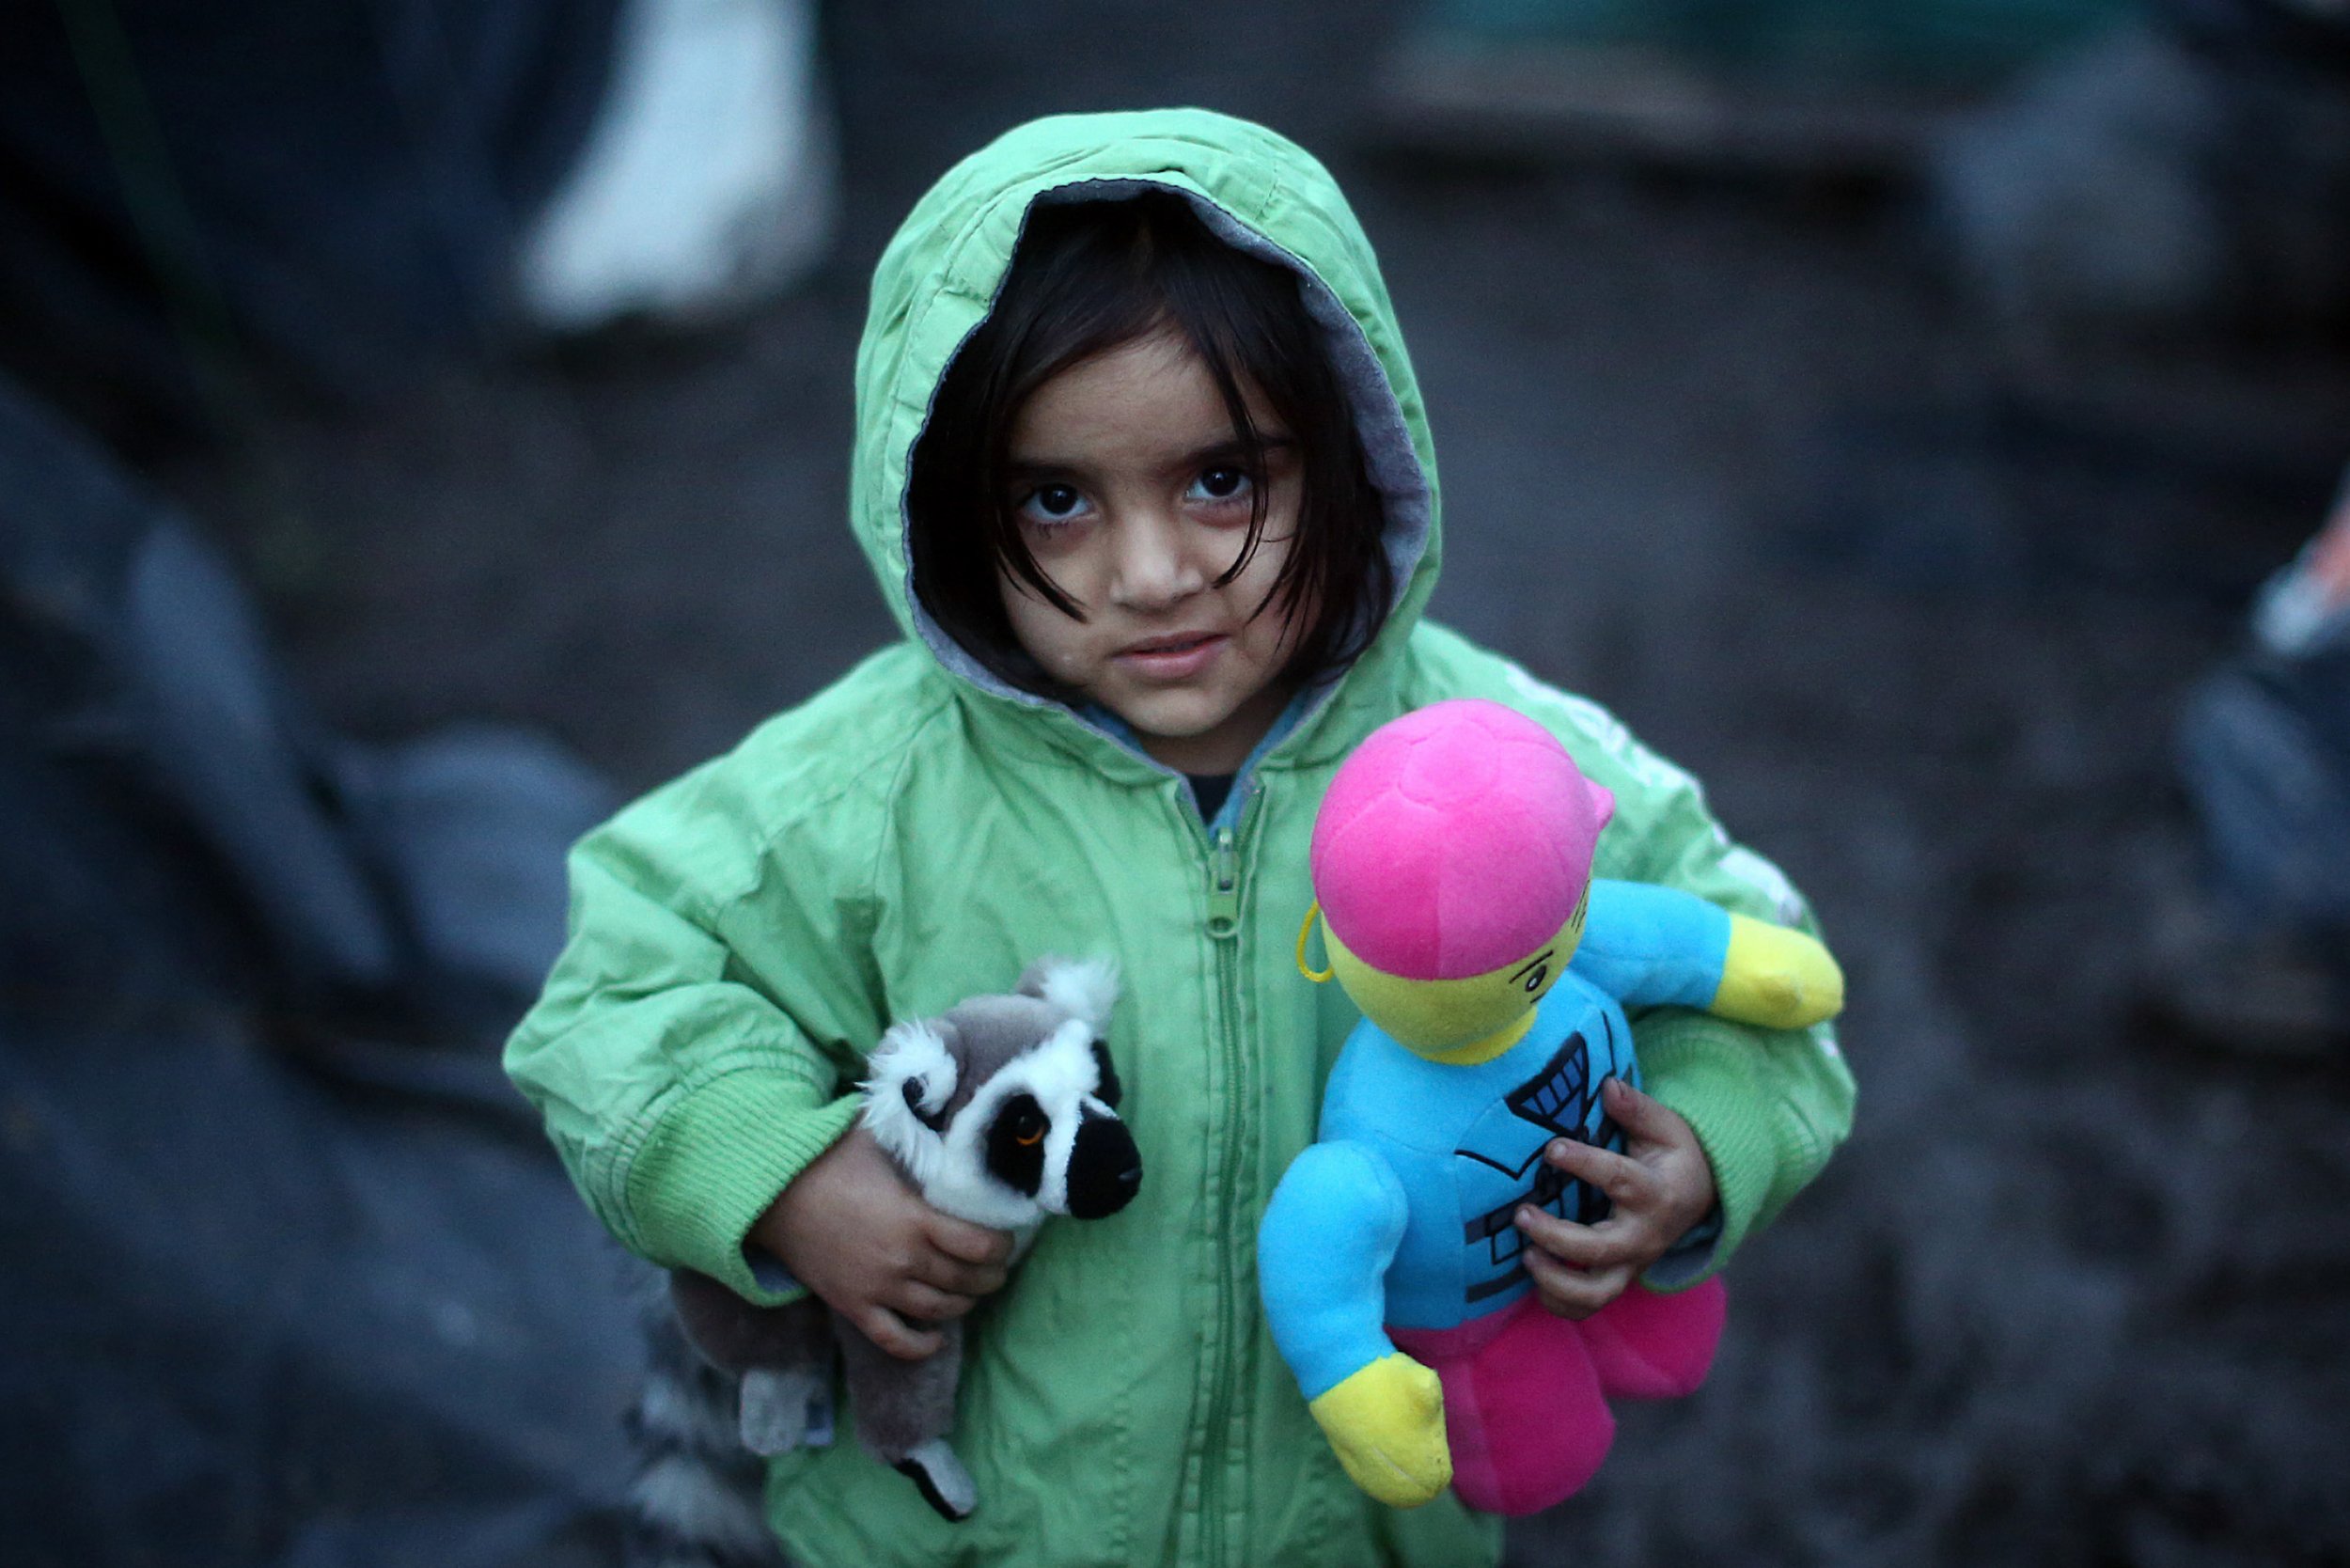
[1259, 699, 1843, 1515]
[660, 957, 1141, 1525]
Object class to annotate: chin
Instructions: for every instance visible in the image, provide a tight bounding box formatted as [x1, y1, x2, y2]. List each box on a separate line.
[1138, 698, 1219, 731]
[1126, 699, 1234, 746]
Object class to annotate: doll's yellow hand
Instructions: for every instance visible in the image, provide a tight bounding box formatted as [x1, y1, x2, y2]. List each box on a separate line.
[1307, 1353, 1452, 1509]
[1711, 915, 1845, 1029]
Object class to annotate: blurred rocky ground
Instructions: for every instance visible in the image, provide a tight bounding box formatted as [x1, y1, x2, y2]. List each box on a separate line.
[109, 0, 2350, 1562]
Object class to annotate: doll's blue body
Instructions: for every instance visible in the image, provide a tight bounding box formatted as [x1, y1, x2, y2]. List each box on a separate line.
[1261, 878, 1731, 1401]
[1322, 971, 1639, 1337]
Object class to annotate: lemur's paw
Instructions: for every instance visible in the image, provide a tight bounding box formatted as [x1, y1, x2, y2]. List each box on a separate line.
[1713, 915, 1845, 1029]
[1308, 1353, 1452, 1509]
[737, 1368, 824, 1455]
[895, 1439, 978, 1521]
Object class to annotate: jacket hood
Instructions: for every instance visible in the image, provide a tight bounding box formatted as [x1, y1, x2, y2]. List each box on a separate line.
[850, 108, 1442, 769]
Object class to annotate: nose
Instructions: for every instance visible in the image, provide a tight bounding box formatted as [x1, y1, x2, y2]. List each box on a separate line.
[1064, 1108, 1143, 1219]
[1106, 509, 1207, 611]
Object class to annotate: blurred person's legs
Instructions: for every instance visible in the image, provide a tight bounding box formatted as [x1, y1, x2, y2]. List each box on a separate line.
[0, 10, 816, 1560]
[2149, 473, 2350, 1054]
[0, 0, 836, 425]
[1, 356, 642, 1564]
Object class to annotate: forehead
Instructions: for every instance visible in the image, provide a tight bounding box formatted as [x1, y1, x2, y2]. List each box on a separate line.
[935, 995, 1090, 1115]
[1009, 328, 1272, 465]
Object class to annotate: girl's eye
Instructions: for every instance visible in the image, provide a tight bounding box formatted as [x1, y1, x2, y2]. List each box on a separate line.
[1522, 964, 1548, 994]
[1186, 466, 1253, 505]
[1015, 483, 1091, 526]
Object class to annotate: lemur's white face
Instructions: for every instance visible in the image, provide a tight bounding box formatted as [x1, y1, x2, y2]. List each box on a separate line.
[930, 1016, 1117, 1227]
[860, 1001, 1137, 1232]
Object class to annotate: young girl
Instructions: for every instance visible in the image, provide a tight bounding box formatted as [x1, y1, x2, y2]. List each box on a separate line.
[507, 108, 1854, 1568]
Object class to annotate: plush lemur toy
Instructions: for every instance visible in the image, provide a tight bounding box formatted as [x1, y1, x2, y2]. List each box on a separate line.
[1259, 699, 1844, 1516]
[647, 956, 1140, 1539]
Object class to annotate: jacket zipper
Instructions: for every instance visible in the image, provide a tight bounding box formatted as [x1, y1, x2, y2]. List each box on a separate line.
[1201, 813, 1246, 1568]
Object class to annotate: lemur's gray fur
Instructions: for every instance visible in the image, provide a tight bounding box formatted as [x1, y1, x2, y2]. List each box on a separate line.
[624, 957, 1138, 1560]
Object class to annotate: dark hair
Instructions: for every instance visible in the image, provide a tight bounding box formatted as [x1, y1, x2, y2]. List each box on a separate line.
[908, 192, 1393, 696]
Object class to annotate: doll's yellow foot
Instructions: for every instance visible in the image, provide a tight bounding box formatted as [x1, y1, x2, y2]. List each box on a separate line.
[1712, 915, 1845, 1029]
[1307, 1353, 1452, 1509]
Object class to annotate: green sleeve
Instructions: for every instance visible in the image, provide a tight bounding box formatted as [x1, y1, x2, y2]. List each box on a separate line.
[503, 761, 883, 1305]
[1547, 692, 1857, 1289]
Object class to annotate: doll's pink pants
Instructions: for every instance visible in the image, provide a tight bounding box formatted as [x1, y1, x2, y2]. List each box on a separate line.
[1385, 1278, 1727, 1515]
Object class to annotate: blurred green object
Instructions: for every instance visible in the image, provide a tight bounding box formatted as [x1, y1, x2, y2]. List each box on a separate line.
[1418, 0, 2134, 86]
[1380, 0, 2138, 174]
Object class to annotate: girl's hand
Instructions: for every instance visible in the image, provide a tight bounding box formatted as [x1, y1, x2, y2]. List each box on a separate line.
[1513, 1077, 1716, 1321]
[749, 1125, 1016, 1360]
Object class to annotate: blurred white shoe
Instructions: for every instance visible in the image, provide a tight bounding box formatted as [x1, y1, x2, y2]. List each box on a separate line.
[516, 0, 837, 332]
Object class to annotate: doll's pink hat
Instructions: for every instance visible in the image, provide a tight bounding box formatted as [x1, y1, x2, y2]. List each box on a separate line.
[1309, 698, 1614, 981]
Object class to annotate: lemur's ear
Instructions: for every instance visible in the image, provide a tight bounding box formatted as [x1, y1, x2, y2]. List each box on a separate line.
[860, 1018, 959, 1148]
[1017, 955, 1120, 1032]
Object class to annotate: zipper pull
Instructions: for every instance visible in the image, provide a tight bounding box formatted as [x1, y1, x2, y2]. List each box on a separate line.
[1205, 824, 1242, 940]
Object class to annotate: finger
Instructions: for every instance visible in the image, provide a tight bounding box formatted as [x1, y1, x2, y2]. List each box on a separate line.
[913, 1247, 1010, 1299]
[1604, 1076, 1696, 1152]
[886, 1278, 980, 1324]
[1544, 1136, 1664, 1215]
[855, 1304, 946, 1361]
[1525, 1249, 1633, 1321]
[1514, 1204, 1640, 1270]
[928, 1215, 1018, 1269]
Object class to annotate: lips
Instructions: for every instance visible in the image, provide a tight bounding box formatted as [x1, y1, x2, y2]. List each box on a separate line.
[1116, 630, 1229, 679]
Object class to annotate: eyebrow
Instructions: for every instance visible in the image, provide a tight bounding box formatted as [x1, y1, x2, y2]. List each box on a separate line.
[1005, 433, 1298, 480]
[1509, 949, 1557, 983]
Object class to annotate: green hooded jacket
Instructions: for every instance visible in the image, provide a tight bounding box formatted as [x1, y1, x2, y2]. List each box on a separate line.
[506, 108, 1856, 1568]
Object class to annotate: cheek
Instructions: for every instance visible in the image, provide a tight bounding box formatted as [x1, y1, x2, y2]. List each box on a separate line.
[998, 572, 1081, 670]
[995, 571, 1033, 633]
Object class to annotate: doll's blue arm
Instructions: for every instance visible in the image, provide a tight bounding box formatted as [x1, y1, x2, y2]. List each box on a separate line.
[1574, 879, 1843, 1029]
[1258, 1139, 1411, 1400]
[1572, 878, 1726, 1009]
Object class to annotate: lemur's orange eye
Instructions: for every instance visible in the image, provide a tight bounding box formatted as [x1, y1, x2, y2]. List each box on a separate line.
[1015, 1125, 1045, 1147]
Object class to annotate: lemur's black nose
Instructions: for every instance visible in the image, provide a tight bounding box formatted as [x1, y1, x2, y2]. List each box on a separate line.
[1066, 1108, 1142, 1219]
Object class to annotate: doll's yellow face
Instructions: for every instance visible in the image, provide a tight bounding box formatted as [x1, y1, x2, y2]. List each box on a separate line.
[1325, 886, 1589, 1059]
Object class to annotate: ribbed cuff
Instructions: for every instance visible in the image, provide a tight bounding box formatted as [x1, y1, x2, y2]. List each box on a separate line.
[622, 1062, 862, 1305]
[1633, 1013, 1778, 1289]
[1644, 1205, 1724, 1291]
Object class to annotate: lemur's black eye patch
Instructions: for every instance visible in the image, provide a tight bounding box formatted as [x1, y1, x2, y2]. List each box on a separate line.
[985, 1093, 1047, 1196]
[1089, 1039, 1122, 1108]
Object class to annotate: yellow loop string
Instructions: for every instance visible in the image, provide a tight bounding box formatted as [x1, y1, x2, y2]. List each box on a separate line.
[1295, 902, 1334, 983]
